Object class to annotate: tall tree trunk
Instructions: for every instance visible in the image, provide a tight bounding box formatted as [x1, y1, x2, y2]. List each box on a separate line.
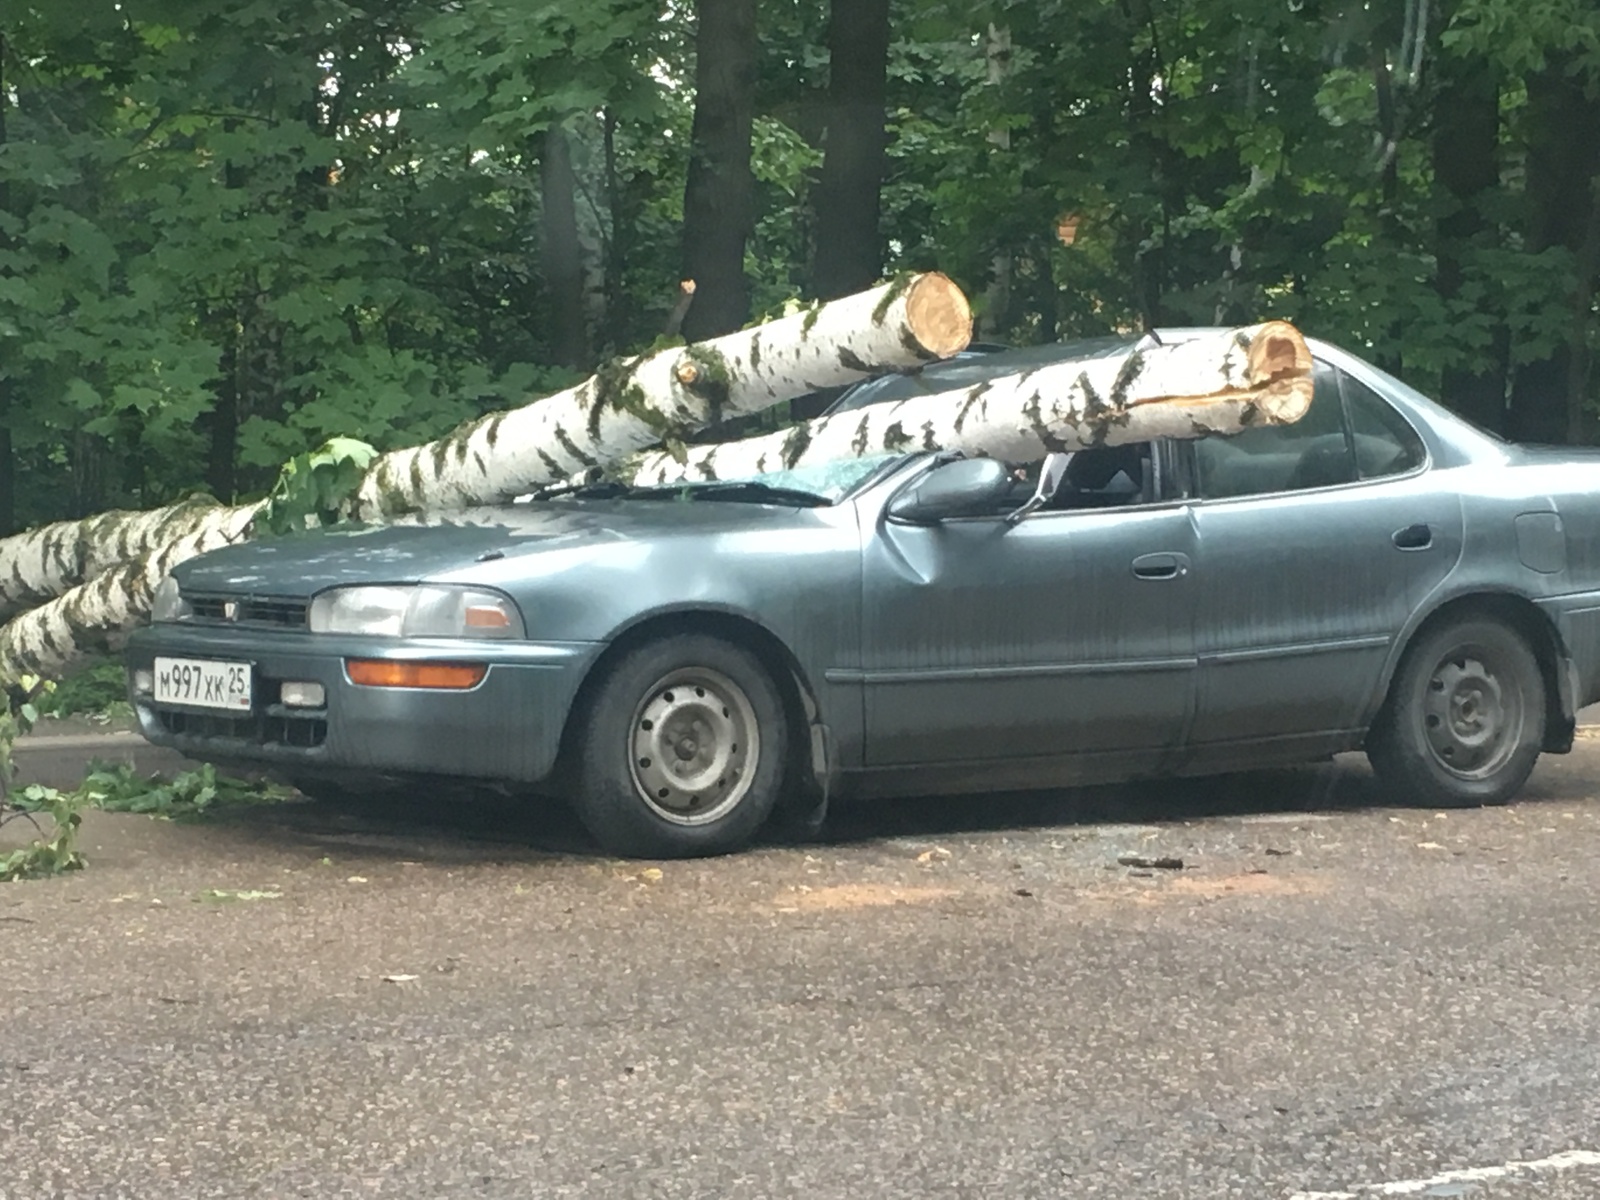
[204, 129, 250, 502]
[681, 0, 758, 340]
[1508, 56, 1600, 444]
[207, 305, 241, 502]
[1431, 45, 1507, 433]
[539, 123, 592, 371]
[1120, 0, 1168, 330]
[602, 107, 629, 349]
[980, 23, 1014, 338]
[0, 425, 13, 539]
[0, 33, 13, 536]
[810, 0, 892, 301]
[1568, 184, 1600, 443]
[1370, 46, 1404, 375]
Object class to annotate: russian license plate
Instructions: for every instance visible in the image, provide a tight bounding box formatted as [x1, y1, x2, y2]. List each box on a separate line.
[153, 657, 253, 712]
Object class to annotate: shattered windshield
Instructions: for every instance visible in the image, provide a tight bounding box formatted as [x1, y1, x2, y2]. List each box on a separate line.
[534, 452, 906, 507]
[734, 453, 902, 500]
[640, 452, 903, 505]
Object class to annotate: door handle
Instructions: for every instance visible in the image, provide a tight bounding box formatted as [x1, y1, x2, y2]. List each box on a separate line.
[1392, 523, 1433, 551]
[1132, 552, 1190, 580]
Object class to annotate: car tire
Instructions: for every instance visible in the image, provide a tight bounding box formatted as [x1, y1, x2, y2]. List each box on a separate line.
[1367, 616, 1545, 808]
[572, 634, 787, 858]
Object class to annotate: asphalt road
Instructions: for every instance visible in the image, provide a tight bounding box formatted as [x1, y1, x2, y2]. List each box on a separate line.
[6, 741, 1600, 1199]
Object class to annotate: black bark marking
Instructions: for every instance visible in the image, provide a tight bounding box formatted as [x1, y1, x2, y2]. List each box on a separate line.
[851, 416, 872, 458]
[953, 381, 991, 434]
[1108, 351, 1146, 408]
[429, 439, 451, 484]
[899, 328, 939, 361]
[801, 300, 824, 336]
[870, 272, 915, 325]
[781, 423, 813, 468]
[1022, 390, 1072, 452]
[838, 346, 870, 373]
[552, 426, 598, 467]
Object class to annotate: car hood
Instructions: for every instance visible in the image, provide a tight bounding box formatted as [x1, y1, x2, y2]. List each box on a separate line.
[174, 499, 838, 597]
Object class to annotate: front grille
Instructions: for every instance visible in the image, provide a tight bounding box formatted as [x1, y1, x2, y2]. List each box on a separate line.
[187, 593, 309, 629]
[157, 709, 328, 748]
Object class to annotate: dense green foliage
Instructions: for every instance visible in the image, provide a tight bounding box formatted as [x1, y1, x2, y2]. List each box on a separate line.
[3, 0, 1597, 533]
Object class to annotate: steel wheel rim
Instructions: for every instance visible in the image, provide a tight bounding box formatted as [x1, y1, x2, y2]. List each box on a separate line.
[1419, 644, 1525, 781]
[628, 667, 760, 826]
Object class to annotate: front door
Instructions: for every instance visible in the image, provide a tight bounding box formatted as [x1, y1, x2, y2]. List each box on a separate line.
[859, 444, 1198, 770]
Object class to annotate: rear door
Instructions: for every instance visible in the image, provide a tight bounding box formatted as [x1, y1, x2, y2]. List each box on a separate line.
[1183, 363, 1463, 762]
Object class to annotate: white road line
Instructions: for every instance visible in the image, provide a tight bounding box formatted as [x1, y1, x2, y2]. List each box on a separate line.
[1289, 1149, 1600, 1198]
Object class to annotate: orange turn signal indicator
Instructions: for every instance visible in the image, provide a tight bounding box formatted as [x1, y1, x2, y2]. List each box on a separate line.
[464, 604, 512, 630]
[344, 659, 487, 690]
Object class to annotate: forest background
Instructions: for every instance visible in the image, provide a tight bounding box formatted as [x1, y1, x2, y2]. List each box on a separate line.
[3, 0, 1597, 537]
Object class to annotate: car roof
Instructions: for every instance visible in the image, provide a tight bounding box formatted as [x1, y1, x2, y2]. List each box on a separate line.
[823, 335, 1143, 414]
[820, 326, 1512, 471]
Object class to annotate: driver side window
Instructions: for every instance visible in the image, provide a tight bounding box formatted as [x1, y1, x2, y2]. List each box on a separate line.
[1008, 443, 1156, 513]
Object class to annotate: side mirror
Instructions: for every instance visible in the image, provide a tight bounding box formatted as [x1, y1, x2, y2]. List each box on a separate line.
[1005, 451, 1074, 526]
[887, 457, 1015, 523]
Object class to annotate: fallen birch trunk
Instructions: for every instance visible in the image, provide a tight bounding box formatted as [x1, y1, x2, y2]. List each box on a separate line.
[0, 496, 227, 626]
[0, 504, 262, 683]
[629, 322, 1313, 485]
[0, 274, 972, 685]
[351, 272, 971, 518]
[0, 274, 969, 622]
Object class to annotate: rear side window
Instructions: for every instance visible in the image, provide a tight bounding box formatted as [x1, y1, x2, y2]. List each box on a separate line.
[1343, 376, 1426, 478]
[1192, 362, 1355, 499]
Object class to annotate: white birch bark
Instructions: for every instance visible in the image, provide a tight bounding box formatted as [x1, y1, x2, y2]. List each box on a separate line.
[629, 322, 1314, 485]
[0, 504, 262, 683]
[0, 496, 227, 625]
[0, 273, 973, 626]
[352, 271, 971, 518]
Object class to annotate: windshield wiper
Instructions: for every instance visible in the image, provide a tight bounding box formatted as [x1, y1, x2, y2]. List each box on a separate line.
[638, 480, 832, 507]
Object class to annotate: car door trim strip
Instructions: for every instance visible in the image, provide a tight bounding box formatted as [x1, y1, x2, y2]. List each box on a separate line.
[1200, 633, 1392, 665]
[824, 657, 1197, 685]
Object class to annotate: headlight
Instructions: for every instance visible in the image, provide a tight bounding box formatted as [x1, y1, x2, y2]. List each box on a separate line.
[308, 585, 524, 639]
[150, 575, 191, 622]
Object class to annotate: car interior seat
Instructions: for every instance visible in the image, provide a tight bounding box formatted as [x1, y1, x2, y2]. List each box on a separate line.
[1051, 444, 1148, 508]
[1285, 436, 1356, 491]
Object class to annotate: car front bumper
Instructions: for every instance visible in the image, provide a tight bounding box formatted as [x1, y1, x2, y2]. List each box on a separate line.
[124, 624, 606, 788]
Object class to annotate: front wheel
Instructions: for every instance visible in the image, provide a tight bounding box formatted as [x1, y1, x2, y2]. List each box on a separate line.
[571, 634, 787, 858]
[1367, 616, 1545, 808]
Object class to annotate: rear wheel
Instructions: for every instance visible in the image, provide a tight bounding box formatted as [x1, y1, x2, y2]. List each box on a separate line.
[571, 634, 787, 858]
[1367, 616, 1545, 808]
